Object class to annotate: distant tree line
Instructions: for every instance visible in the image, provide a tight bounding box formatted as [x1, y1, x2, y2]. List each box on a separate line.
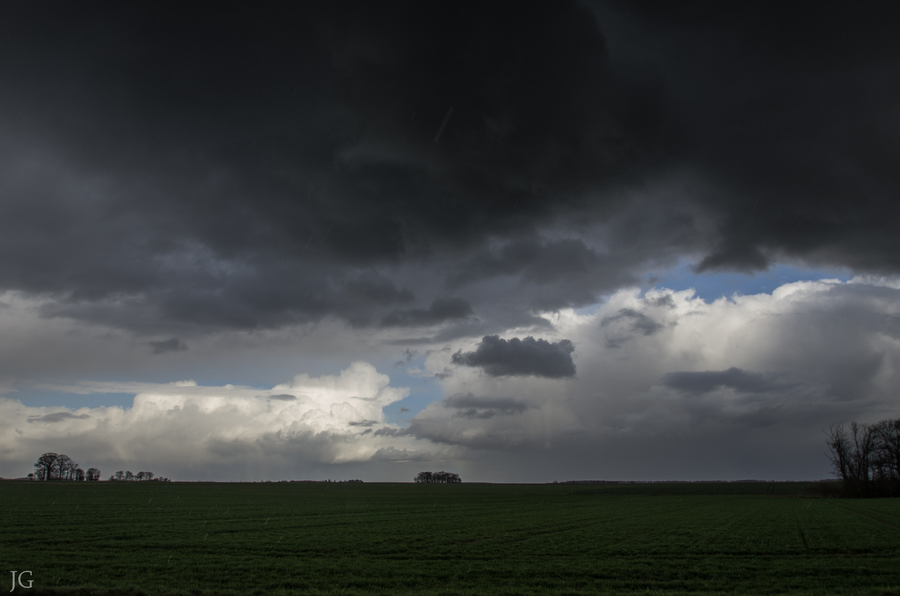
[826, 419, 900, 498]
[109, 470, 169, 482]
[31, 452, 100, 482]
[414, 471, 461, 484]
[285, 479, 363, 483]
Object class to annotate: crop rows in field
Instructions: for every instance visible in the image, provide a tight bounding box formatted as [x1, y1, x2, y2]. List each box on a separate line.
[2, 481, 899, 595]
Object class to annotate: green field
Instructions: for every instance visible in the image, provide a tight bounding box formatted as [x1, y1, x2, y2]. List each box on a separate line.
[2, 481, 899, 595]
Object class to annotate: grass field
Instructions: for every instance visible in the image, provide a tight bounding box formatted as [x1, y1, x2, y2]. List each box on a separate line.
[2, 480, 899, 595]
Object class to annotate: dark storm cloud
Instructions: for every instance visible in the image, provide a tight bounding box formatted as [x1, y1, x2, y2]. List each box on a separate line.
[448, 239, 602, 287]
[3, 2, 899, 337]
[148, 337, 188, 355]
[0, 1, 669, 334]
[452, 335, 576, 378]
[594, 1, 900, 274]
[662, 368, 795, 395]
[380, 297, 474, 327]
[444, 392, 529, 419]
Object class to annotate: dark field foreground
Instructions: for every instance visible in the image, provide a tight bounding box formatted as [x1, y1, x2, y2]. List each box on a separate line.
[2, 481, 899, 595]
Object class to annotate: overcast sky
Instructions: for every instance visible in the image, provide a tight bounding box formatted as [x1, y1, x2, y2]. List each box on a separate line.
[2, 2, 899, 482]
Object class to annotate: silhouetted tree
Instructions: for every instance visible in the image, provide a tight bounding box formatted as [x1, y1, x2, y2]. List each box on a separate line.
[874, 419, 900, 497]
[34, 452, 59, 481]
[827, 419, 900, 498]
[57, 454, 75, 481]
[414, 471, 461, 484]
[32, 454, 161, 484]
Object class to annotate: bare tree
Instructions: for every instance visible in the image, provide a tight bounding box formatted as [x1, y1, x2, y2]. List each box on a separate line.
[34, 452, 59, 481]
[849, 422, 878, 497]
[874, 419, 900, 496]
[57, 454, 75, 481]
[144, 471, 154, 481]
[827, 420, 897, 498]
[114, 470, 125, 481]
[136, 471, 145, 481]
[86, 467, 101, 482]
[125, 470, 134, 481]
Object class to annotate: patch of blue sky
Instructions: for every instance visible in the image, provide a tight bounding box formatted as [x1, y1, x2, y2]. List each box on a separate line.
[651, 262, 853, 302]
[571, 262, 854, 317]
[4, 388, 136, 409]
[376, 358, 444, 425]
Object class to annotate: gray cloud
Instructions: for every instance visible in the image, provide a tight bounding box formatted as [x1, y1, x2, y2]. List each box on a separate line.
[593, 1, 900, 275]
[0, 2, 676, 335]
[369, 447, 432, 462]
[373, 427, 404, 437]
[444, 393, 529, 419]
[451, 335, 576, 378]
[600, 308, 664, 348]
[0, 1, 897, 342]
[3, 2, 895, 340]
[28, 412, 90, 423]
[405, 415, 533, 450]
[448, 239, 601, 288]
[380, 297, 474, 327]
[662, 368, 796, 395]
[148, 337, 188, 355]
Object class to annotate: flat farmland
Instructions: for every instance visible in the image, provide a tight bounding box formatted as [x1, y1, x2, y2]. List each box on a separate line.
[1, 481, 899, 595]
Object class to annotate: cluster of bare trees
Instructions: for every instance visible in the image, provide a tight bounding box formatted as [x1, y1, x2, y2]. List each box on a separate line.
[826, 419, 900, 498]
[31, 452, 101, 482]
[29, 453, 169, 483]
[109, 470, 167, 481]
[414, 471, 462, 483]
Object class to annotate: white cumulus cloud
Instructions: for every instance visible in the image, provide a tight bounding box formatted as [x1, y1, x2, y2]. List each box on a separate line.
[0, 362, 451, 480]
[407, 278, 900, 481]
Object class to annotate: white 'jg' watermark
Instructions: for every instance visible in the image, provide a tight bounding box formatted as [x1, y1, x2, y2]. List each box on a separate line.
[9, 572, 32, 592]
